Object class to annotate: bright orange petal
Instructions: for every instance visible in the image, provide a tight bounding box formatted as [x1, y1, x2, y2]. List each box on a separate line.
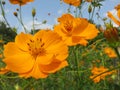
[58, 13, 74, 23]
[15, 32, 33, 51]
[4, 42, 26, 57]
[3, 54, 34, 73]
[30, 61, 48, 79]
[0, 67, 9, 74]
[63, 0, 81, 7]
[117, 9, 120, 19]
[64, 36, 77, 46]
[36, 54, 54, 65]
[40, 60, 68, 73]
[72, 36, 88, 46]
[78, 23, 99, 40]
[107, 12, 120, 26]
[72, 18, 89, 35]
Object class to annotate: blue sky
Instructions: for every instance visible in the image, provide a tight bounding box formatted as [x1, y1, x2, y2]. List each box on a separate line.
[0, 0, 120, 33]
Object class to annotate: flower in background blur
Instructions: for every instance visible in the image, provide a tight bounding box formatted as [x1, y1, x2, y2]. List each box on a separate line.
[3, 30, 68, 79]
[104, 27, 119, 43]
[107, 4, 120, 26]
[54, 13, 99, 46]
[90, 66, 116, 83]
[104, 47, 117, 58]
[9, 0, 34, 5]
[63, 0, 81, 7]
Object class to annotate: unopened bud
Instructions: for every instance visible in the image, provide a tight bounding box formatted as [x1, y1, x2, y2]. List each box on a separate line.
[115, 4, 120, 10]
[16, 8, 19, 11]
[13, 12, 18, 17]
[42, 20, 47, 24]
[104, 27, 119, 42]
[32, 8, 36, 17]
[88, 5, 92, 13]
[2, 1, 5, 5]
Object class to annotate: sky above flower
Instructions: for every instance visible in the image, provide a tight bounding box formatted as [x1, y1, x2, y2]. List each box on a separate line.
[0, 0, 120, 33]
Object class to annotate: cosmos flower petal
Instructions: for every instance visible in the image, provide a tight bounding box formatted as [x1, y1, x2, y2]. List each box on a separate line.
[63, 0, 81, 7]
[9, 0, 34, 5]
[78, 23, 99, 40]
[36, 54, 54, 65]
[3, 54, 34, 73]
[4, 42, 26, 57]
[107, 12, 120, 26]
[72, 18, 89, 35]
[30, 61, 48, 79]
[40, 60, 68, 73]
[117, 9, 120, 19]
[0, 66, 9, 74]
[72, 36, 88, 46]
[15, 32, 33, 51]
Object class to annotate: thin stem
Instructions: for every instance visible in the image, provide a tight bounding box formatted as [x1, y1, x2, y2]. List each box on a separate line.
[19, 5, 27, 33]
[114, 47, 120, 60]
[0, 0, 12, 29]
[90, 6, 95, 20]
[73, 46, 81, 89]
[32, 16, 35, 34]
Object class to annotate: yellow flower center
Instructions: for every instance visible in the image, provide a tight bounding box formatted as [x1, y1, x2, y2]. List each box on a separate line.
[27, 38, 46, 58]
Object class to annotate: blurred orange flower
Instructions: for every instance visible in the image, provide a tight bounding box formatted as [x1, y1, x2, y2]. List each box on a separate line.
[63, 0, 81, 7]
[104, 47, 117, 58]
[90, 66, 115, 83]
[0, 40, 3, 43]
[107, 4, 120, 26]
[54, 13, 99, 46]
[9, 0, 34, 5]
[3, 30, 68, 79]
[0, 54, 3, 58]
[0, 67, 9, 74]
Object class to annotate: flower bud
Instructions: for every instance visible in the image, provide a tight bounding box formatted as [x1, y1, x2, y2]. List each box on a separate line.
[13, 12, 18, 17]
[2, 1, 5, 5]
[16, 8, 19, 11]
[104, 27, 119, 42]
[32, 8, 36, 17]
[88, 5, 92, 13]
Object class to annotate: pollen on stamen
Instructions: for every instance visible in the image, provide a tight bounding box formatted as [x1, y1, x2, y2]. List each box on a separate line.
[27, 43, 30, 46]
[40, 38, 42, 42]
[30, 39, 34, 42]
[41, 43, 45, 47]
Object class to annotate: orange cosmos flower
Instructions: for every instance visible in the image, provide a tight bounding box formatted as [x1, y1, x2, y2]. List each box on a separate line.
[107, 4, 120, 26]
[0, 67, 9, 74]
[63, 0, 81, 7]
[90, 66, 115, 83]
[9, 0, 34, 5]
[3, 30, 68, 79]
[104, 47, 117, 58]
[54, 13, 99, 46]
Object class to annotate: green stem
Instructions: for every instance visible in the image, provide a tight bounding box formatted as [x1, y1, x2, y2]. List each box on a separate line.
[73, 46, 80, 89]
[90, 6, 95, 20]
[32, 16, 35, 34]
[0, 0, 12, 29]
[19, 5, 27, 33]
[114, 47, 120, 60]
